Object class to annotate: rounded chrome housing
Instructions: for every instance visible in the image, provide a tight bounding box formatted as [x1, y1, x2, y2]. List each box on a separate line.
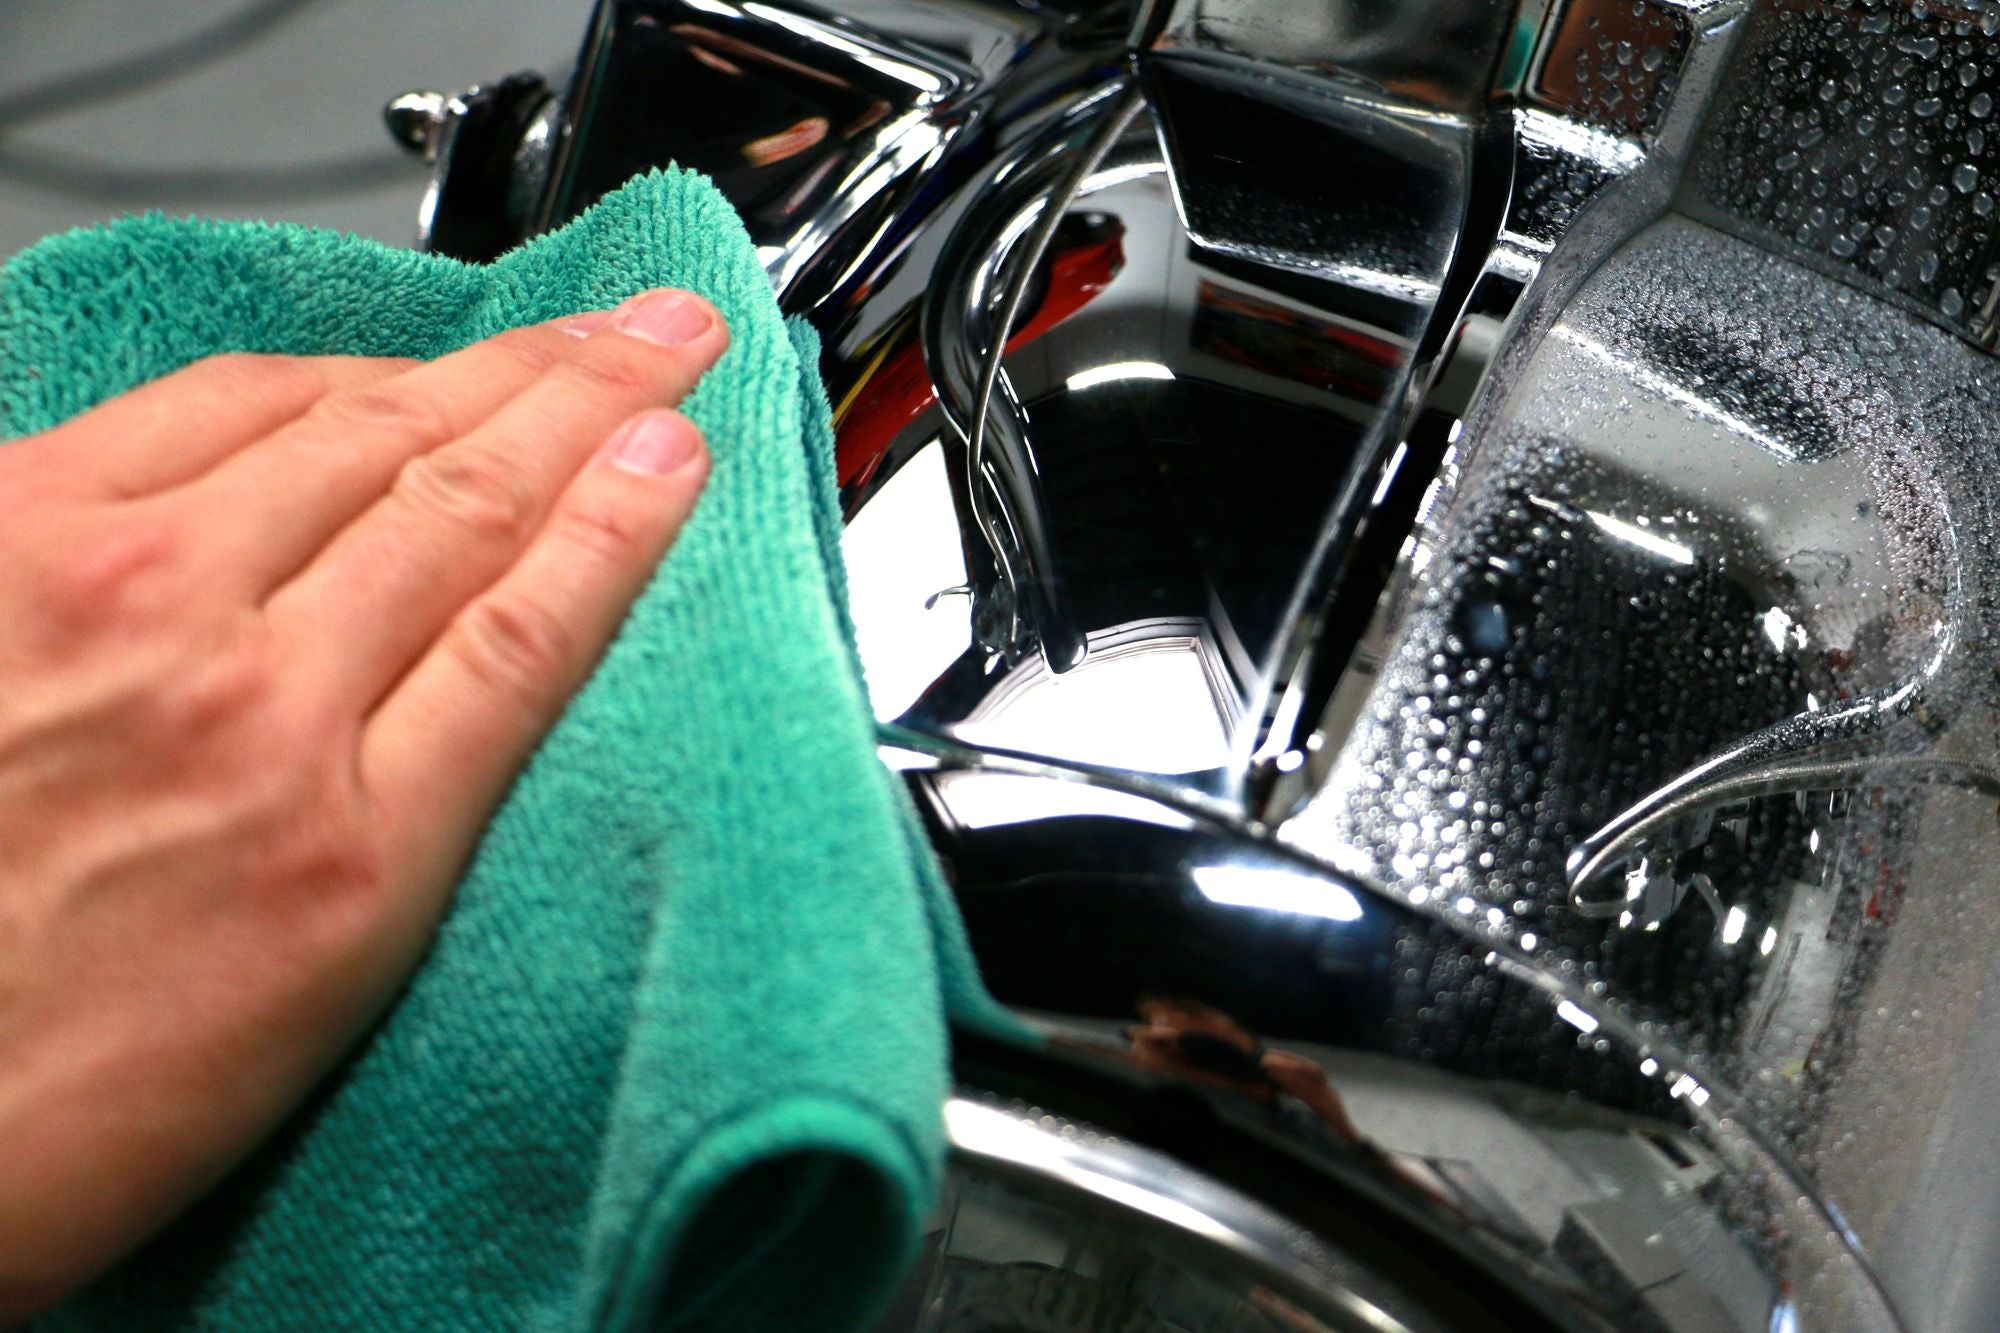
[414, 2, 2000, 1328]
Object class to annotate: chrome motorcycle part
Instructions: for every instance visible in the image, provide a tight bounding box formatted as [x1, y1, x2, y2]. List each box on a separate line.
[413, 1, 2000, 1328]
[383, 90, 449, 163]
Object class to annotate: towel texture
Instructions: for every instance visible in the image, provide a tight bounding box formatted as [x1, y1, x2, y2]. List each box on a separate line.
[0, 169, 998, 1331]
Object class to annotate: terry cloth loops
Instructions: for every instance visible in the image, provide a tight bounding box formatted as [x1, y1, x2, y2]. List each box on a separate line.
[0, 168, 1003, 1333]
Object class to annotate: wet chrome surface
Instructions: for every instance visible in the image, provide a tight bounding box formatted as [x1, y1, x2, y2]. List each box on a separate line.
[1286, 211, 2000, 1330]
[416, 0, 2000, 1328]
[1680, 0, 2000, 350]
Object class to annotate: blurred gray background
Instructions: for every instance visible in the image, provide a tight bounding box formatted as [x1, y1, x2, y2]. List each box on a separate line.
[0, 0, 593, 260]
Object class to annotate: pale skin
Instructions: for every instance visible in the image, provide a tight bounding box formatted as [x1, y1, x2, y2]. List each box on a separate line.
[0, 286, 728, 1319]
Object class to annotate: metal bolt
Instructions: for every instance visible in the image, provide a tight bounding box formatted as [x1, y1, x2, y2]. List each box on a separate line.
[383, 91, 449, 163]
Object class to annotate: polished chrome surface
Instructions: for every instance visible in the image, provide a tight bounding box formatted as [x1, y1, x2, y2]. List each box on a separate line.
[1129, 0, 1532, 117]
[887, 736, 1898, 1330]
[923, 81, 1144, 673]
[506, 90, 563, 237]
[1284, 210, 2000, 1329]
[877, 1097, 1437, 1332]
[408, 73, 557, 261]
[383, 89, 449, 163]
[537, 0, 1082, 303]
[843, 49, 1480, 795]
[423, 0, 2000, 1328]
[1678, 0, 2000, 350]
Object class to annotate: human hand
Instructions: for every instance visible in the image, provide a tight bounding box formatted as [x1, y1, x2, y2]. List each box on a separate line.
[1259, 1048, 1364, 1140]
[0, 288, 726, 1316]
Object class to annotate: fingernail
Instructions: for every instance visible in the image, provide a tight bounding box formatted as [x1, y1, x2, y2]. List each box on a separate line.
[604, 410, 700, 476]
[556, 309, 614, 338]
[610, 289, 713, 347]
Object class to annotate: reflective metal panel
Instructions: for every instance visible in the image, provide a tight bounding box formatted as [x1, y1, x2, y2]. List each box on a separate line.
[1284, 211, 2000, 1331]
[1679, 0, 2000, 350]
[851, 82, 1459, 789]
[415, 1, 2000, 1328]
[875, 1098, 1443, 1333]
[1129, 0, 1528, 117]
[880, 742, 1900, 1331]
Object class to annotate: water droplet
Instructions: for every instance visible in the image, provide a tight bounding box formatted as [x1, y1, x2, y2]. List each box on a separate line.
[1954, 163, 1981, 194]
[1941, 288, 1966, 318]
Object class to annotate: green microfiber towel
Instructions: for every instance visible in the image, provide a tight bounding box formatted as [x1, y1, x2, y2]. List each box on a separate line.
[0, 168, 1007, 1331]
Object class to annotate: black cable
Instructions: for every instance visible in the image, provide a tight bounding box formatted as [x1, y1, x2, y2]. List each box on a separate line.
[0, 0, 323, 132]
[0, 142, 416, 204]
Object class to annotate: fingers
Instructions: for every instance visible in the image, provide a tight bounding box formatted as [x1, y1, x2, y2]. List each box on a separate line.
[171, 319, 595, 592]
[267, 289, 728, 705]
[360, 409, 709, 894]
[17, 354, 414, 500]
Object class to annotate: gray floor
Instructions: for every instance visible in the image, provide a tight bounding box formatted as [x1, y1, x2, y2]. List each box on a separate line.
[0, 0, 594, 261]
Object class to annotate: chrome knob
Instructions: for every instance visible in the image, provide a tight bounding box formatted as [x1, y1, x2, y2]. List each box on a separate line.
[382, 90, 449, 163]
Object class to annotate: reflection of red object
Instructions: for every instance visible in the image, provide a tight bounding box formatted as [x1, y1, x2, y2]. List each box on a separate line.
[832, 229, 1123, 492]
[1527, 0, 1683, 136]
[1864, 851, 1903, 924]
[743, 116, 830, 166]
[1191, 279, 1401, 399]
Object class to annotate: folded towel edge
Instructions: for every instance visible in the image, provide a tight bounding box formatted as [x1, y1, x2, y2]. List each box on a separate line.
[593, 1093, 932, 1333]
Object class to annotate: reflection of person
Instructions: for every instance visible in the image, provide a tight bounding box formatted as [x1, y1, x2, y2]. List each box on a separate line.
[1125, 996, 1366, 1141]
[0, 288, 725, 1319]
[1125, 996, 1462, 1214]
